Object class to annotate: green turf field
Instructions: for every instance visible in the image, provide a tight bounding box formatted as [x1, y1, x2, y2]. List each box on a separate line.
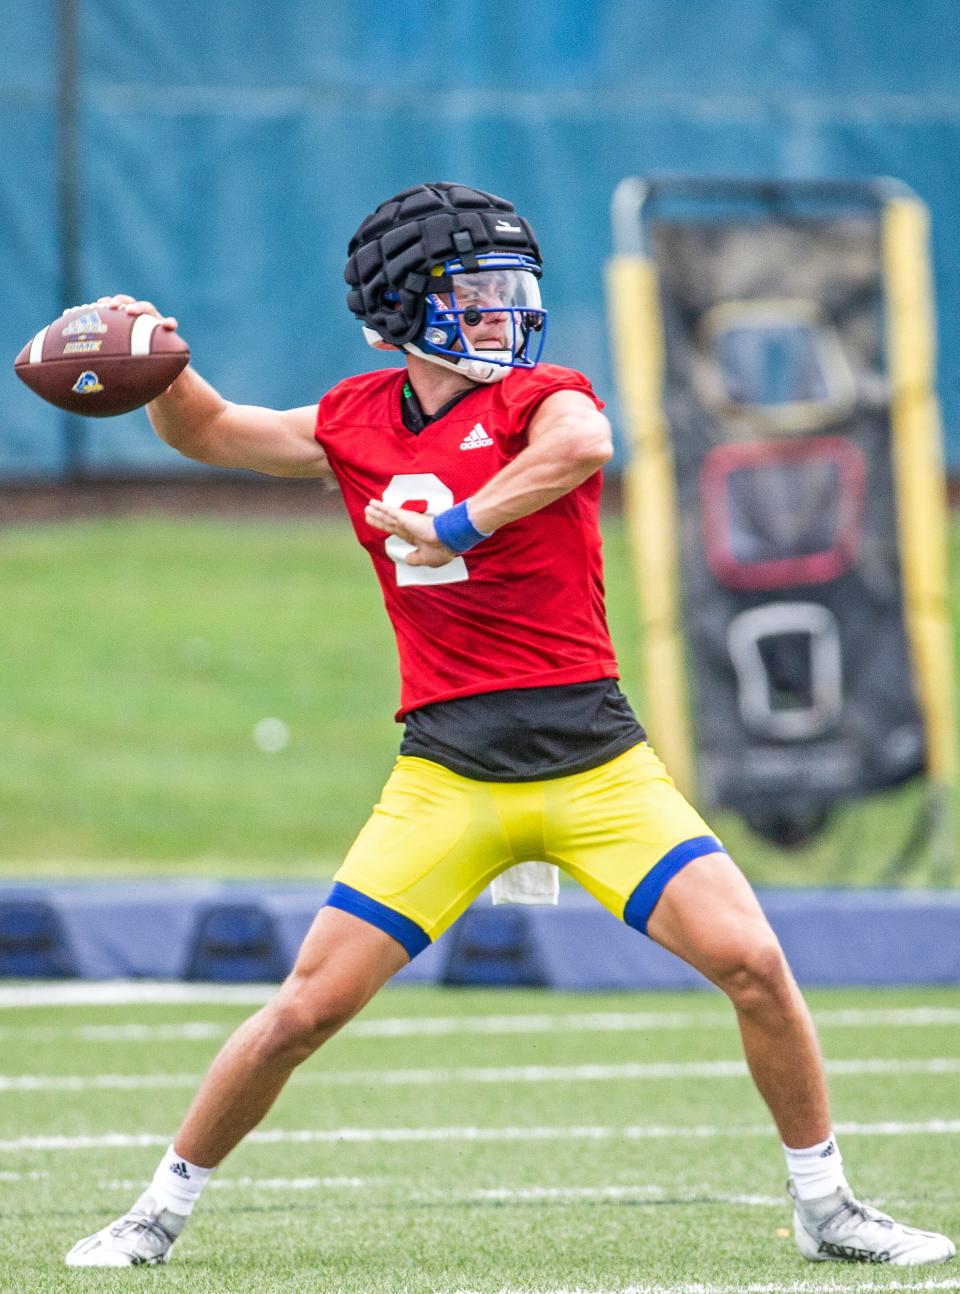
[1, 512, 958, 884]
[0, 983, 957, 1293]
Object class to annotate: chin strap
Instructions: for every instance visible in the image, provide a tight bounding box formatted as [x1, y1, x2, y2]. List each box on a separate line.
[402, 341, 511, 385]
[362, 325, 512, 385]
[362, 326, 400, 352]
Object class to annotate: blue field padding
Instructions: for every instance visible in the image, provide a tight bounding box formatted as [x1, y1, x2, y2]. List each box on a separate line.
[184, 903, 287, 983]
[0, 899, 76, 979]
[0, 883, 958, 987]
[441, 907, 549, 987]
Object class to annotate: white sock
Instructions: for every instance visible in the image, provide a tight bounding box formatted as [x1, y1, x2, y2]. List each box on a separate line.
[148, 1145, 215, 1216]
[783, 1132, 849, 1202]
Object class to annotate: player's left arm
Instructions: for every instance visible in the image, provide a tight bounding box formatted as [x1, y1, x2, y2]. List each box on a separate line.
[364, 390, 612, 567]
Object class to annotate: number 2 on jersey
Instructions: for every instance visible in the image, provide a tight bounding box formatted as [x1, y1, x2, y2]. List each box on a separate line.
[382, 473, 469, 587]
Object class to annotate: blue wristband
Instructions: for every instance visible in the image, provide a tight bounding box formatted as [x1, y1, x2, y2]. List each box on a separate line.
[433, 500, 491, 553]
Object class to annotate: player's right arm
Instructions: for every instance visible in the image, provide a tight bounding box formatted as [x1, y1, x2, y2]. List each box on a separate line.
[97, 295, 333, 480]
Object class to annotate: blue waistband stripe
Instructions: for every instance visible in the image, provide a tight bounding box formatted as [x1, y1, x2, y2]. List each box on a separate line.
[623, 835, 726, 935]
[324, 882, 431, 960]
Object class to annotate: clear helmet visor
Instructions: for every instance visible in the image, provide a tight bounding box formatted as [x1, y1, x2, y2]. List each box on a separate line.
[451, 267, 542, 314]
[419, 256, 547, 373]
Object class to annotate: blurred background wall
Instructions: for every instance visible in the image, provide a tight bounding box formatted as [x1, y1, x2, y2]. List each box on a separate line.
[5, 0, 960, 481]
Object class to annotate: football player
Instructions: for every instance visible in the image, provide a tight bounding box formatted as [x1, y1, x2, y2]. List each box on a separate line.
[65, 183, 953, 1270]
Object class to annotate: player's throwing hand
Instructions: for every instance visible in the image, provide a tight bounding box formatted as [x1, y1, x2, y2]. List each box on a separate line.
[91, 294, 179, 330]
[365, 499, 457, 567]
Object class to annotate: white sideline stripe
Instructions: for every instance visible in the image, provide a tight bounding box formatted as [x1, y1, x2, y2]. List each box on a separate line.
[446, 1284, 960, 1294]
[3, 1118, 958, 1153]
[0, 982, 275, 1008]
[28, 325, 50, 364]
[129, 313, 161, 355]
[2, 982, 960, 1033]
[3, 1056, 959, 1092]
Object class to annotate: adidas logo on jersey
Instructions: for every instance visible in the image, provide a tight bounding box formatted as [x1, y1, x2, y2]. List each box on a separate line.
[459, 423, 493, 450]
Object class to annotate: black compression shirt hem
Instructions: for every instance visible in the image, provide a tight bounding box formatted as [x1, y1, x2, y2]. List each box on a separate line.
[399, 732, 647, 783]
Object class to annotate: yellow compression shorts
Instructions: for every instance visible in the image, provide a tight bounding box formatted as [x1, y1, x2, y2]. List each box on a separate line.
[325, 741, 726, 959]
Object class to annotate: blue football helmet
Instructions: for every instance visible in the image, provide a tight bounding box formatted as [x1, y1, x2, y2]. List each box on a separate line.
[347, 183, 548, 384]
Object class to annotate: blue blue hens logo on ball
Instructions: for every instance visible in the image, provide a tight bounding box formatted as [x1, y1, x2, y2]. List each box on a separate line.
[72, 371, 104, 395]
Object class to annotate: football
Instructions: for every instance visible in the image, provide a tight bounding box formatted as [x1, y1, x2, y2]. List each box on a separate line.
[14, 304, 190, 417]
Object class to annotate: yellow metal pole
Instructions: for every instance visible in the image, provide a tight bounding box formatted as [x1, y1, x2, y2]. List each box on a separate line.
[605, 254, 695, 797]
[882, 196, 956, 877]
[882, 198, 956, 785]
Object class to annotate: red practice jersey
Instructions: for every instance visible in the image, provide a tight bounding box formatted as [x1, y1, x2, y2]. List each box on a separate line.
[315, 363, 620, 716]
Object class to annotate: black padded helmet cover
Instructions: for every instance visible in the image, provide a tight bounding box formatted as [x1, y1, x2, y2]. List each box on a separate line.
[344, 182, 542, 345]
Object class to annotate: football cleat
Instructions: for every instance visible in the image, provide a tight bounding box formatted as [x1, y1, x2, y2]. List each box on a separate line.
[790, 1179, 956, 1266]
[65, 1190, 187, 1267]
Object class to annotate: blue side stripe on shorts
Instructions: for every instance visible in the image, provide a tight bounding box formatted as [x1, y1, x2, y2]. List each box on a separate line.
[623, 835, 726, 935]
[324, 882, 431, 960]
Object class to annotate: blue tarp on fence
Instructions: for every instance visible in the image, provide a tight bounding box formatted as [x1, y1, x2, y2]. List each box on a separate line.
[4, 2, 960, 479]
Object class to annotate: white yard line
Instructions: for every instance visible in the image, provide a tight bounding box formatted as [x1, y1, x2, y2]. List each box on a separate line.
[461, 1189, 926, 1210]
[0, 1169, 923, 1214]
[0, 1021, 230, 1043]
[78, 1022, 227, 1041]
[2, 1118, 958, 1153]
[93, 1179, 785, 1206]
[351, 1011, 727, 1036]
[470, 1185, 668, 1201]
[101, 1175, 368, 1191]
[814, 1008, 960, 1027]
[1, 1056, 958, 1092]
[0, 1073, 198, 1091]
[353, 1006, 960, 1036]
[447, 1284, 960, 1294]
[2, 1007, 958, 1043]
[462, 1186, 788, 1205]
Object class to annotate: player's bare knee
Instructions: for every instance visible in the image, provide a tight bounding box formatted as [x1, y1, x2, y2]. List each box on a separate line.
[713, 935, 792, 1014]
[259, 978, 359, 1063]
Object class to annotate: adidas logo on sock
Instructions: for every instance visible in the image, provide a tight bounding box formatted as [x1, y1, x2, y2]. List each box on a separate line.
[459, 423, 493, 450]
[169, 1160, 190, 1180]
